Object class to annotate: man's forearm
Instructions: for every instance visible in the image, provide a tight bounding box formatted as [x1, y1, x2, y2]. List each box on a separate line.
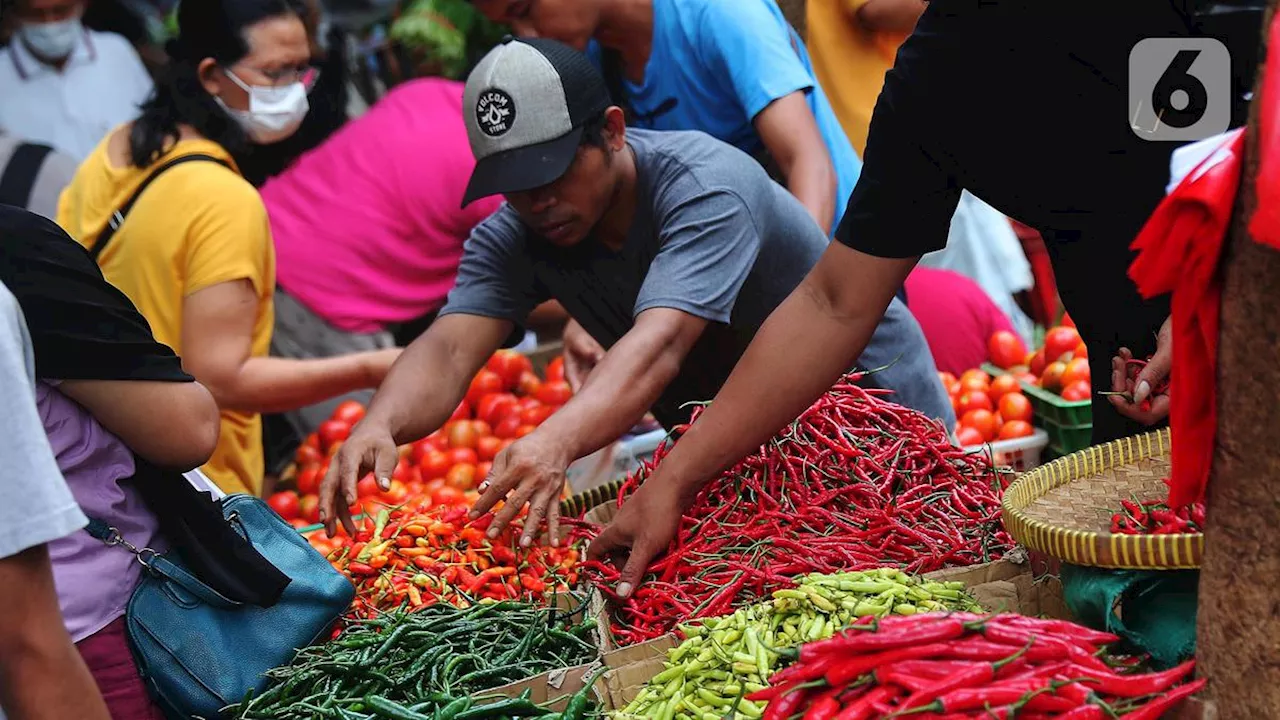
[365, 337, 480, 446]
[786, 156, 837, 235]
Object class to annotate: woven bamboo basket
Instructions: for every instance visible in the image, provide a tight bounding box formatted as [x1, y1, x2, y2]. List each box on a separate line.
[1001, 428, 1203, 570]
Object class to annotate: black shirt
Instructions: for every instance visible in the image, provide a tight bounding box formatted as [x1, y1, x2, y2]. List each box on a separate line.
[835, 0, 1227, 442]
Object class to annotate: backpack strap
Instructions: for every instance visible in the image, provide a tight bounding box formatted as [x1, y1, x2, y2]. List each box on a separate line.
[0, 142, 55, 210]
[89, 153, 231, 262]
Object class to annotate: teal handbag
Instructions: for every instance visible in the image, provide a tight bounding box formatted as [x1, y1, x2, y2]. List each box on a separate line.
[88, 493, 355, 719]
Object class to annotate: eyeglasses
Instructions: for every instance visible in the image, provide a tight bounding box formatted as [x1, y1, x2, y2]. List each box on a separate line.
[230, 64, 321, 90]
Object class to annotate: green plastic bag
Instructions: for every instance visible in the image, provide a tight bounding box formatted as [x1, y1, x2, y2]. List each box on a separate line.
[1061, 563, 1198, 669]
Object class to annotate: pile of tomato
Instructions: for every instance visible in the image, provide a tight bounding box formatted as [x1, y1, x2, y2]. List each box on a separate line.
[267, 350, 573, 527]
[989, 317, 1090, 402]
[942, 365, 1037, 447]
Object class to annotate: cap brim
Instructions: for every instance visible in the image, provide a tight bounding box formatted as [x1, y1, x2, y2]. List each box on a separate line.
[462, 126, 586, 208]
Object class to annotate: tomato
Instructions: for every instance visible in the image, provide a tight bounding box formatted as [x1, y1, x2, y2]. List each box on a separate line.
[267, 491, 300, 521]
[998, 392, 1033, 424]
[546, 356, 565, 383]
[493, 414, 522, 439]
[410, 439, 436, 467]
[295, 443, 323, 467]
[288, 518, 310, 530]
[317, 420, 352, 450]
[380, 480, 409, 506]
[987, 331, 1028, 370]
[948, 382, 962, 398]
[356, 474, 379, 498]
[295, 465, 321, 496]
[476, 392, 519, 426]
[426, 430, 450, 451]
[299, 495, 321, 524]
[449, 399, 472, 422]
[956, 390, 994, 416]
[1028, 349, 1047, 377]
[998, 420, 1035, 440]
[1061, 380, 1092, 402]
[1061, 357, 1091, 389]
[1043, 326, 1083, 364]
[476, 461, 493, 479]
[517, 371, 543, 398]
[393, 457, 413, 483]
[515, 424, 537, 438]
[447, 447, 479, 466]
[1061, 312, 1075, 328]
[956, 426, 985, 447]
[1041, 361, 1068, 392]
[1014, 371, 1039, 387]
[499, 438, 516, 454]
[960, 409, 999, 442]
[520, 404, 557, 426]
[446, 463, 477, 490]
[331, 400, 366, 425]
[959, 369, 990, 389]
[445, 420, 478, 449]
[987, 374, 1021, 403]
[471, 419, 492, 438]
[466, 370, 505, 407]
[487, 349, 535, 390]
[476, 435, 504, 462]
[535, 380, 573, 406]
[432, 484, 466, 507]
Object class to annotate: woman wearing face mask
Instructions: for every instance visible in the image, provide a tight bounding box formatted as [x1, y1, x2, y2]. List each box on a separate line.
[57, 0, 402, 498]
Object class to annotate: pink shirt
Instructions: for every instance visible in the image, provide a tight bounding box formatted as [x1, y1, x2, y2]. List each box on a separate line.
[904, 267, 1016, 377]
[262, 78, 503, 333]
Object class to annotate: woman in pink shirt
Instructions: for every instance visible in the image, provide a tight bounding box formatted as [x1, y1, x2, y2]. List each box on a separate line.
[260, 77, 505, 439]
[903, 266, 1018, 376]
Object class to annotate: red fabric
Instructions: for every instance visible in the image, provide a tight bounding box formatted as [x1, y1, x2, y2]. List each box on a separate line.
[904, 267, 1016, 376]
[1009, 219, 1059, 325]
[76, 617, 166, 720]
[1128, 129, 1244, 507]
[1250, 12, 1280, 249]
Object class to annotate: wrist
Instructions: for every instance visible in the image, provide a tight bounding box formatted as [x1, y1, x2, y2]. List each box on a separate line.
[522, 425, 575, 468]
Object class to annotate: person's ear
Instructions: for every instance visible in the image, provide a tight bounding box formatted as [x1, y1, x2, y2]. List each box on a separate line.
[197, 57, 223, 97]
[604, 106, 627, 151]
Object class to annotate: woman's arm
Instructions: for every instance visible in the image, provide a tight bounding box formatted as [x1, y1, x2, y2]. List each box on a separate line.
[754, 92, 839, 234]
[57, 379, 220, 471]
[851, 0, 927, 33]
[181, 280, 400, 414]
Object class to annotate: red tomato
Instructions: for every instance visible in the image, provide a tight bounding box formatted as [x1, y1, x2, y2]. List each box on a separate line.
[267, 491, 300, 521]
[392, 457, 412, 483]
[426, 430, 449, 451]
[956, 390, 994, 416]
[356, 474, 379, 498]
[449, 399, 472, 422]
[1014, 371, 1039, 387]
[960, 409, 999, 442]
[410, 439, 436, 466]
[958, 375, 990, 394]
[517, 371, 543, 398]
[938, 372, 958, 391]
[299, 495, 321, 524]
[476, 461, 493, 479]
[987, 331, 1028, 370]
[432, 485, 466, 507]
[517, 396, 542, 411]
[295, 443, 323, 467]
[515, 424, 536, 438]
[446, 463, 477, 490]
[295, 466, 321, 496]
[331, 400, 366, 425]
[499, 438, 516, 454]
[476, 392, 519, 426]
[998, 420, 1035, 440]
[476, 435, 504, 462]
[487, 350, 534, 390]
[1061, 357, 1091, 389]
[987, 374, 1021, 404]
[380, 480, 409, 506]
[546, 356, 565, 383]
[1043, 326, 1083, 364]
[1074, 342, 1088, 359]
[959, 369, 990, 389]
[289, 518, 310, 530]
[998, 392, 1033, 424]
[1061, 313, 1076, 328]
[447, 420, 478, 449]
[956, 426, 985, 447]
[466, 370, 505, 407]
[471, 419, 492, 438]
[1041, 361, 1068, 393]
[317, 420, 351, 450]
[520, 404, 557, 426]
[1028, 349, 1047, 377]
[447, 447, 479, 466]
[535, 380, 573, 406]
[1061, 380, 1092, 402]
[493, 414, 522, 439]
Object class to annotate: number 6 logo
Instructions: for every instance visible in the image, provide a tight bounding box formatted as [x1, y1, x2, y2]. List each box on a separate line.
[1129, 38, 1231, 142]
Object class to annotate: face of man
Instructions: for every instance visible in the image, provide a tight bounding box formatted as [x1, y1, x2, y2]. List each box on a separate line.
[469, 0, 601, 52]
[17, 0, 85, 61]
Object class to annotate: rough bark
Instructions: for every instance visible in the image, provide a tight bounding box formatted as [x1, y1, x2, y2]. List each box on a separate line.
[1198, 2, 1280, 716]
[777, 0, 807, 39]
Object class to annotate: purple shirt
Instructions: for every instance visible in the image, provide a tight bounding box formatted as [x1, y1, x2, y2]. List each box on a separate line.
[38, 381, 161, 642]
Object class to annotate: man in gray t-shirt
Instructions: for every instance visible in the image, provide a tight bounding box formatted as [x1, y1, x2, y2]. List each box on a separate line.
[318, 37, 951, 543]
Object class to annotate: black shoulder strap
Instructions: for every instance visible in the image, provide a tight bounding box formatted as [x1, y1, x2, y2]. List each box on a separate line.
[0, 142, 55, 210]
[89, 153, 231, 262]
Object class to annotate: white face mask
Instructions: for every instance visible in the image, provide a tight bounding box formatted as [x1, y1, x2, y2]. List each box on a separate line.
[21, 16, 82, 61]
[214, 68, 310, 144]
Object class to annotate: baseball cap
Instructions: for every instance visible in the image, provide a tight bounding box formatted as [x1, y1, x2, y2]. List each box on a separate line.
[461, 36, 613, 207]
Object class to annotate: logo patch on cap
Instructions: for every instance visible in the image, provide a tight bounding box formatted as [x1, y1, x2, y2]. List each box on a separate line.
[475, 88, 517, 137]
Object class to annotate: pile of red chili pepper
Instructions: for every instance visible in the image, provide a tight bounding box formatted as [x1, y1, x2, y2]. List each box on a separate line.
[313, 503, 581, 618]
[574, 374, 1014, 644]
[753, 612, 1206, 720]
[1110, 478, 1206, 535]
[1099, 355, 1171, 414]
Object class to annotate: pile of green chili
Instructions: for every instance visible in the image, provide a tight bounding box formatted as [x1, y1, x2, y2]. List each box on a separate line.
[228, 599, 601, 720]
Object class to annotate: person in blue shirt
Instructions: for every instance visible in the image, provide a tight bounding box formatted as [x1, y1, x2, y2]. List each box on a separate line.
[467, 0, 861, 237]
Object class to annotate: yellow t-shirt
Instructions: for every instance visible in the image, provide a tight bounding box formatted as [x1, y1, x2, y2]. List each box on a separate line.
[57, 131, 275, 495]
[806, 0, 910, 156]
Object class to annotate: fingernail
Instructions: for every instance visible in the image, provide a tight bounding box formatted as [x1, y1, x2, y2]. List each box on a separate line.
[378, 476, 390, 490]
[616, 582, 633, 599]
[488, 528, 499, 539]
[478, 482, 489, 493]
[1135, 380, 1151, 402]
[468, 509, 480, 519]
[551, 537, 560, 548]
[521, 536, 531, 548]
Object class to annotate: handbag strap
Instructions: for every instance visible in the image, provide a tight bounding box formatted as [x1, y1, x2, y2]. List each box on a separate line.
[0, 142, 55, 209]
[88, 153, 230, 262]
[84, 517, 244, 610]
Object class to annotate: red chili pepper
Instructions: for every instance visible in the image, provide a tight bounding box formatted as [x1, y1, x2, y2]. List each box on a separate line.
[761, 683, 815, 720]
[823, 643, 958, 687]
[1117, 678, 1207, 720]
[1066, 659, 1195, 697]
[898, 642, 1032, 710]
[801, 687, 843, 720]
[802, 617, 965, 662]
[832, 685, 900, 720]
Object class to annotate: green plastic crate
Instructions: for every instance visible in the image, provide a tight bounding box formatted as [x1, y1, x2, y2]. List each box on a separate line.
[1020, 382, 1092, 458]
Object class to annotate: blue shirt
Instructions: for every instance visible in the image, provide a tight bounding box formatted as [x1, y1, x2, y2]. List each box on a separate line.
[591, 0, 861, 233]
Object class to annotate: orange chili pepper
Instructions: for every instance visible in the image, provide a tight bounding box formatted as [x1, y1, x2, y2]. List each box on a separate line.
[395, 536, 414, 548]
[369, 555, 389, 570]
[428, 521, 454, 536]
[398, 547, 431, 557]
[459, 528, 486, 545]
[407, 584, 423, 607]
[403, 524, 427, 537]
[488, 566, 516, 577]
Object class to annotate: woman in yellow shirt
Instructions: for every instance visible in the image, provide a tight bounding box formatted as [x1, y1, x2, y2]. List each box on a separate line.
[58, 0, 400, 496]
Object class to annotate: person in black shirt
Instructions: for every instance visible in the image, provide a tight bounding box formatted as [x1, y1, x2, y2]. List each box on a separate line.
[586, 0, 1252, 598]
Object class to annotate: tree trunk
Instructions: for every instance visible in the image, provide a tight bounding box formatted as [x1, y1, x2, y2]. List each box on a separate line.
[777, 0, 807, 39]
[1198, 2, 1280, 716]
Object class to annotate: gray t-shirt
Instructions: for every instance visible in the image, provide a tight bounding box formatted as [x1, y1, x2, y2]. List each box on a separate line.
[442, 128, 953, 427]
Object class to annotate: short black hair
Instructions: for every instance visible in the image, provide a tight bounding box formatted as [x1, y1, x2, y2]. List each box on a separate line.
[578, 109, 610, 150]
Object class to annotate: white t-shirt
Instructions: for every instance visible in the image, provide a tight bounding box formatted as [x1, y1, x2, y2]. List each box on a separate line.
[0, 282, 87, 560]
